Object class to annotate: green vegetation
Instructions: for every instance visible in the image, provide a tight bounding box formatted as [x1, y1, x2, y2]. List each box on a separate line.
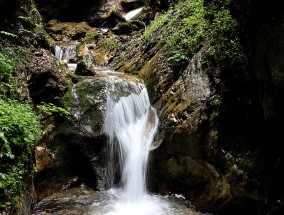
[205, 0, 240, 63]
[0, 53, 18, 100]
[167, 0, 207, 64]
[143, 11, 171, 40]
[0, 31, 18, 38]
[98, 35, 121, 51]
[37, 102, 70, 118]
[108, 7, 117, 16]
[16, 1, 43, 37]
[0, 100, 41, 210]
[143, 0, 240, 66]
[0, 52, 42, 211]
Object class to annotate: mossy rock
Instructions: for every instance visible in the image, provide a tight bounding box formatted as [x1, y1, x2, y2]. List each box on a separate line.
[65, 77, 108, 137]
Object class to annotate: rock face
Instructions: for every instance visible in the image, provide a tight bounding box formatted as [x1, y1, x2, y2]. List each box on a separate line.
[230, 1, 284, 214]
[34, 76, 108, 200]
[67, 77, 108, 137]
[3, 0, 284, 214]
[35, 0, 149, 27]
[108, 0, 284, 214]
[27, 49, 68, 103]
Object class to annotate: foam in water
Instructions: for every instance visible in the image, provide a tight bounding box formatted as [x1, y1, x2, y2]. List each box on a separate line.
[105, 195, 164, 215]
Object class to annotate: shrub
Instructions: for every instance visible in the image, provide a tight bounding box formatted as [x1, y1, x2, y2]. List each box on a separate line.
[0, 51, 42, 211]
[0, 52, 18, 99]
[143, 0, 240, 66]
[0, 99, 42, 210]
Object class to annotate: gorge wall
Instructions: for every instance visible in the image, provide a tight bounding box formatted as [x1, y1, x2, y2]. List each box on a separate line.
[1, 0, 284, 214]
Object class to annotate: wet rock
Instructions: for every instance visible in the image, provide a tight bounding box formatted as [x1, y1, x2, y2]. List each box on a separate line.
[66, 72, 143, 137]
[27, 49, 68, 104]
[67, 77, 108, 137]
[35, 146, 57, 172]
[45, 19, 93, 42]
[112, 21, 144, 35]
[34, 0, 103, 22]
[121, 0, 146, 12]
[71, 31, 87, 40]
[75, 56, 97, 76]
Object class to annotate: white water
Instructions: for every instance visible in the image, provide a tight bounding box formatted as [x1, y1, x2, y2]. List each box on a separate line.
[103, 74, 158, 201]
[124, 7, 144, 21]
[54, 44, 78, 71]
[31, 70, 201, 215]
[102, 72, 170, 214]
[54, 45, 63, 61]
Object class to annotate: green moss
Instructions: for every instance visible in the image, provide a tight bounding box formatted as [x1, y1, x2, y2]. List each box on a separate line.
[86, 30, 99, 39]
[62, 81, 74, 109]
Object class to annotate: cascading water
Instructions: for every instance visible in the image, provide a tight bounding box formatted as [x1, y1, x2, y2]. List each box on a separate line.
[103, 74, 158, 203]
[124, 7, 144, 21]
[54, 45, 63, 61]
[31, 70, 205, 215]
[54, 44, 78, 71]
[91, 71, 192, 215]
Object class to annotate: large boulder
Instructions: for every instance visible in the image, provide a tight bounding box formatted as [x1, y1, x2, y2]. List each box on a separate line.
[67, 77, 109, 137]
[27, 49, 68, 104]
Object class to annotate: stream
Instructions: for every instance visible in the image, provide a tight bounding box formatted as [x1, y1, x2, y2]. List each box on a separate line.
[31, 46, 211, 215]
[31, 186, 203, 215]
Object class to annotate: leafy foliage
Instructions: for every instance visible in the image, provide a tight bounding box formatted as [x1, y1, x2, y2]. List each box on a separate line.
[0, 99, 42, 210]
[143, 11, 171, 40]
[0, 52, 19, 100]
[0, 31, 17, 38]
[0, 51, 42, 211]
[167, 0, 207, 63]
[205, 0, 241, 63]
[37, 102, 70, 118]
[143, 0, 240, 66]
[98, 35, 121, 51]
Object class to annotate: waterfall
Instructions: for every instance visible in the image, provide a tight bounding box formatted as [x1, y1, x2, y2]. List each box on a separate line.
[124, 7, 144, 21]
[31, 70, 195, 215]
[103, 74, 159, 203]
[54, 44, 78, 71]
[54, 45, 63, 61]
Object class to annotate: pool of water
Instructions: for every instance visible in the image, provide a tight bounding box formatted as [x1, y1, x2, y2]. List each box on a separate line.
[31, 186, 209, 215]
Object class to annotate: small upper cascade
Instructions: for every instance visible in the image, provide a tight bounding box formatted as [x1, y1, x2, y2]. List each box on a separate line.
[124, 7, 144, 21]
[54, 43, 78, 71]
[54, 45, 63, 61]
